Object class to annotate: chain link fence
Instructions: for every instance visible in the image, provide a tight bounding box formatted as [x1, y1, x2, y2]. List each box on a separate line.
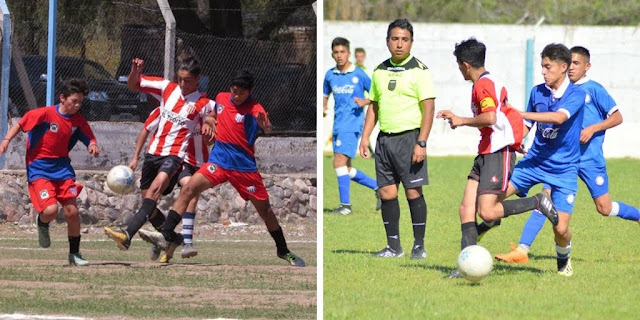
[6, 0, 316, 135]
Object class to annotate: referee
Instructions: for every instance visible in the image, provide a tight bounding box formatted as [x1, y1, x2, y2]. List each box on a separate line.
[359, 18, 435, 259]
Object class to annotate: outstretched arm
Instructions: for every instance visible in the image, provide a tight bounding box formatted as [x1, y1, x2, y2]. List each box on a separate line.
[129, 127, 150, 170]
[0, 122, 23, 156]
[520, 110, 568, 125]
[437, 109, 496, 129]
[127, 58, 144, 92]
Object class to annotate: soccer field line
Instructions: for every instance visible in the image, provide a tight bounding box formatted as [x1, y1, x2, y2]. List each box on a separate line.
[0, 238, 315, 244]
[0, 314, 240, 320]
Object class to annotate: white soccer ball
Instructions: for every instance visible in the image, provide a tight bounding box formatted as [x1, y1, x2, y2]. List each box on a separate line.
[457, 245, 493, 282]
[106, 165, 135, 195]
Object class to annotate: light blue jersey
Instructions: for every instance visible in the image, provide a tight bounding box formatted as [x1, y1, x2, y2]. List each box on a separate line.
[574, 76, 618, 168]
[323, 64, 371, 134]
[523, 78, 586, 176]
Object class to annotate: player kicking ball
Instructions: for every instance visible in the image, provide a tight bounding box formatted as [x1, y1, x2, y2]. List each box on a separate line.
[138, 70, 306, 267]
[0, 79, 100, 266]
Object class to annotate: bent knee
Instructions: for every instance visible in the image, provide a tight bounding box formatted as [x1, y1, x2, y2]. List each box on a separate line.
[596, 203, 612, 216]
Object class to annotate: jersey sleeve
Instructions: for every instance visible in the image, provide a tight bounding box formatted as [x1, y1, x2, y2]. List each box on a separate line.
[558, 89, 586, 120]
[593, 85, 618, 116]
[369, 71, 380, 102]
[139, 75, 170, 98]
[18, 108, 47, 132]
[524, 89, 536, 128]
[361, 70, 372, 93]
[76, 119, 97, 147]
[473, 80, 497, 114]
[144, 107, 161, 132]
[252, 103, 268, 120]
[200, 100, 216, 118]
[415, 68, 436, 102]
[323, 71, 331, 97]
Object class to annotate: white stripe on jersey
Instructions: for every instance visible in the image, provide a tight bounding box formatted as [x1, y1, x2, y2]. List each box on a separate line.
[486, 76, 516, 153]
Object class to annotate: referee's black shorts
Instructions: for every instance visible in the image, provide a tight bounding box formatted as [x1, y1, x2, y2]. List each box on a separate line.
[374, 128, 428, 189]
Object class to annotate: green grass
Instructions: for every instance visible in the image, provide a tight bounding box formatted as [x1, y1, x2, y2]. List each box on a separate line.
[0, 225, 316, 319]
[324, 154, 640, 319]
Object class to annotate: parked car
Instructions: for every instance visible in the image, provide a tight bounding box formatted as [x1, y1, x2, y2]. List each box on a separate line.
[10, 55, 151, 121]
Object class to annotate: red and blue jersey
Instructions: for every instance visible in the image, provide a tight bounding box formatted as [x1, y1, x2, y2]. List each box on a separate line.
[19, 105, 97, 182]
[209, 92, 266, 172]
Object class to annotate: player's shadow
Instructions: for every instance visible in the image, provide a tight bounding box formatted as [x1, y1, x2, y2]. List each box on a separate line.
[331, 248, 373, 255]
[87, 262, 132, 267]
[403, 263, 546, 276]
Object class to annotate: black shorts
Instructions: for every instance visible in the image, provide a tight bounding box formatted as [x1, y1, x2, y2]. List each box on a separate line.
[177, 163, 199, 185]
[468, 147, 516, 195]
[375, 128, 428, 188]
[140, 154, 183, 195]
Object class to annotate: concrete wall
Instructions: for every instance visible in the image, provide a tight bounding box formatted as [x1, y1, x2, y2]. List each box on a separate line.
[323, 21, 640, 158]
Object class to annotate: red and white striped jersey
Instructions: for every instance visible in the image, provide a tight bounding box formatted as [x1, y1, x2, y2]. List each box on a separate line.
[144, 107, 210, 167]
[139, 75, 215, 163]
[471, 73, 524, 154]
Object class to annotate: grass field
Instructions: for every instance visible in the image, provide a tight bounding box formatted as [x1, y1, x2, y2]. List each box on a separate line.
[324, 154, 640, 319]
[0, 222, 316, 320]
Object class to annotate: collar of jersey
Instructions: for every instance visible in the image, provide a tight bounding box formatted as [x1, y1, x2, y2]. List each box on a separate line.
[545, 75, 570, 99]
[55, 104, 72, 119]
[573, 74, 591, 85]
[228, 94, 253, 107]
[332, 63, 356, 74]
[389, 54, 413, 67]
[182, 90, 202, 101]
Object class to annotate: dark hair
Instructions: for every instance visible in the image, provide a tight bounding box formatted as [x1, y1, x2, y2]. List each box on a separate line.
[176, 56, 201, 77]
[354, 47, 365, 54]
[541, 43, 571, 66]
[231, 70, 254, 90]
[387, 19, 413, 40]
[570, 46, 590, 62]
[331, 37, 350, 51]
[453, 38, 486, 68]
[61, 78, 89, 97]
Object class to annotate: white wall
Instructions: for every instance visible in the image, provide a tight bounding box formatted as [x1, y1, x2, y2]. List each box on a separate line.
[323, 21, 640, 158]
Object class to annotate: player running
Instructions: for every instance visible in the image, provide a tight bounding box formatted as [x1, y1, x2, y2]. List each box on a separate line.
[0, 79, 100, 266]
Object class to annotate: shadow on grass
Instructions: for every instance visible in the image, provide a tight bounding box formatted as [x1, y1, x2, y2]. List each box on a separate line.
[331, 249, 372, 255]
[401, 262, 546, 276]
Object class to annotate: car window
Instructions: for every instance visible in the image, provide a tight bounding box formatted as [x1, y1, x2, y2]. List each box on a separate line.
[83, 61, 113, 81]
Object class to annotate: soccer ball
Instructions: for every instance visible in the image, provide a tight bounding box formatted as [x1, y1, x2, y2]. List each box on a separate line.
[457, 245, 493, 282]
[106, 165, 135, 195]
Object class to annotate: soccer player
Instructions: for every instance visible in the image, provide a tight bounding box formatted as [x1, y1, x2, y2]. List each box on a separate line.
[354, 47, 369, 75]
[494, 46, 640, 267]
[0, 79, 100, 266]
[359, 19, 434, 259]
[104, 57, 215, 255]
[323, 37, 379, 215]
[128, 106, 209, 262]
[438, 38, 560, 278]
[138, 70, 306, 267]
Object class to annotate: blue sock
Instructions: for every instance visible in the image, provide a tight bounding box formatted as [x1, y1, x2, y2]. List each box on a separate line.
[182, 212, 196, 245]
[611, 201, 640, 221]
[350, 168, 377, 190]
[336, 166, 351, 205]
[519, 209, 546, 248]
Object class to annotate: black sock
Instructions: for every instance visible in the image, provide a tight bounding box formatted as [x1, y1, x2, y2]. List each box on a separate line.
[502, 197, 537, 217]
[381, 198, 401, 251]
[408, 196, 426, 247]
[557, 257, 569, 270]
[69, 236, 80, 254]
[269, 227, 289, 256]
[461, 222, 477, 249]
[161, 210, 182, 242]
[476, 219, 501, 235]
[37, 215, 49, 227]
[126, 198, 157, 237]
[148, 208, 166, 231]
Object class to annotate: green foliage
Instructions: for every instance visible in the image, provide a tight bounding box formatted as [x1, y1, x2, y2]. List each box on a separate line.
[324, 155, 640, 319]
[324, 0, 640, 25]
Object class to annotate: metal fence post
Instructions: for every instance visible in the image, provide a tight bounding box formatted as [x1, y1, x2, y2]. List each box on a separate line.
[156, 0, 175, 81]
[0, 0, 10, 169]
[46, 0, 57, 106]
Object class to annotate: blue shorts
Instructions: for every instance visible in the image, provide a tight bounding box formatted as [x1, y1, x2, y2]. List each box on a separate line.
[333, 132, 360, 159]
[579, 165, 609, 199]
[510, 159, 578, 214]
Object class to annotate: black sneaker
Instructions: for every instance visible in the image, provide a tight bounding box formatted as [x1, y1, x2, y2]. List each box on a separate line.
[372, 246, 404, 258]
[330, 204, 352, 215]
[477, 219, 501, 242]
[534, 193, 559, 226]
[410, 244, 426, 260]
[36, 214, 51, 248]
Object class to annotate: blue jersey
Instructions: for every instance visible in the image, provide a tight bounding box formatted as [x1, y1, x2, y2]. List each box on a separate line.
[323, 64, 371, 134]
[523, 78, 585, 175]
[574, 76, 618, 168]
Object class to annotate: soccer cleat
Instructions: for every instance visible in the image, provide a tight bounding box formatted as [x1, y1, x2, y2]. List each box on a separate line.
[104, 227, 131, 250]
[159, 253, 171, 263]
[410, 244, 427, 260]
[36, 214, 51, 248]
[494, 242, 529, 264]
[160, 233, 184, 264]
[445, 269, 462, 279]
[375, 189, 382, 211]
[477, 219, 501, 242]
[331, 204, 352, 215]
[372, 246, 404, 258]
[181, 244, 198, 259]
[278, 251, 306, 267]
[557, 258, 573, 277]
[534, 193, 559, 226]
[137, 229, 169, 251]
[149, 244, 162, 261]
[68, 253, 89, 266]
